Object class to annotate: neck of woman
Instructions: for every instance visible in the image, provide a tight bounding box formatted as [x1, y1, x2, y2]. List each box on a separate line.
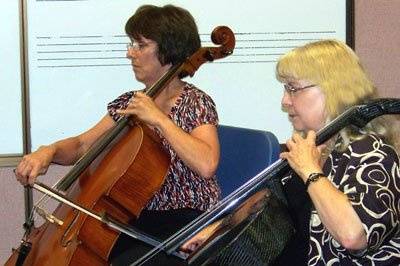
[159, 78, 185, 98]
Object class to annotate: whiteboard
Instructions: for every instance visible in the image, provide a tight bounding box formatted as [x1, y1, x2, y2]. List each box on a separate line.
[0, 1, 23, 156]
[23, 0, 347, 151]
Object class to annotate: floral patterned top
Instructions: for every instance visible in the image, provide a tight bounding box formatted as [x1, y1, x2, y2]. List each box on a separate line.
[306, 134, 400, 265]
[107, 83, 221, 211]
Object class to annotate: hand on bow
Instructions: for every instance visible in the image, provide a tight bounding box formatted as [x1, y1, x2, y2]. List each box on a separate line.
[14, 146, 55, 186]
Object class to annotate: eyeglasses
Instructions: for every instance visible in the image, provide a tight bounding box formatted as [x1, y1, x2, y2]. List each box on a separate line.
[283, 83, 316, 95]
[126, 41, 151, 51]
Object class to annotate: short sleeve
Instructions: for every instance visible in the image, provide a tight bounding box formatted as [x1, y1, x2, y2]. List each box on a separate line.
[183, 91, 218, 132]
[107, 91, 135, 122]
[194, 92, 218, 125]
[338, 136, 400, 253]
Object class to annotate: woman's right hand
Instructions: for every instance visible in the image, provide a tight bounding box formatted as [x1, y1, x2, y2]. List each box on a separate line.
[14, 115, 117, 186]
[14, 145, 55, 186]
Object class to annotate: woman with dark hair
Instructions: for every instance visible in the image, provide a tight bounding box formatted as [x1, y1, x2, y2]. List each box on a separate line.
[124, 4, 201, 72]
[15, 4, 221, 265]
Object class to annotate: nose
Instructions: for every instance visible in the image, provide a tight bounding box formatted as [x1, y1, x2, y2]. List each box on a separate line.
[281, 90, 292, 109]
[126, 48, 136, 60]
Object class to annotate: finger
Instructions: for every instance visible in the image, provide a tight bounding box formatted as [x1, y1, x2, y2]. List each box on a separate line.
[116, 109, 128, 114]
[125, 99, 137, 109]
[306, 130, 317, 143]
[16, 159, 28, 173]
[13, 167, 22, 178]
[279, 151, 289, 160]
[13, 168, 24, 183]
[15, 170, 28, 186]
[116, 108, 137, 116]
[13, 167, 21, 179]
[19, 165, 33, 184]
[29, 164, 42, 182]
[136, 94, 154, 107]
[134, 92, 147, 99]
[317, 144, 327, 153]
[19, 163, 32, 177]
[285, 138, 295, 150]
[292, 132, 304, 143]
[27, 175, 36, 186]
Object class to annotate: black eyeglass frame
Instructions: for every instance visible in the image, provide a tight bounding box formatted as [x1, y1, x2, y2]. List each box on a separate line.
[283, 84, 317, 94]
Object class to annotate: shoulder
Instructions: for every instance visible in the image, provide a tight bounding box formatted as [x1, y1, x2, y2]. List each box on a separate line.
[108, 90, 134, 105]
[174, 83, 218, 130]
[107, 90, 138, 121]
[346, 134, 398, 160]
[182, 83, 216, 106]
[328, 134, 399, 179]
[334, 134, 400, 179]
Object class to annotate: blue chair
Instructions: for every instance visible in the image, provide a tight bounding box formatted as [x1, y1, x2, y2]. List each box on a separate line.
[216, 125, 280, 198]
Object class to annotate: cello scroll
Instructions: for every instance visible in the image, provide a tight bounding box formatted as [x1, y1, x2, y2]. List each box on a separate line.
[180, 26, 235, 78]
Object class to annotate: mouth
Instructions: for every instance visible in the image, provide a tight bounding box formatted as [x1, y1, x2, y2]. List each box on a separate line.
[288, 114, 297, 121]
[132, 65, 140, 71]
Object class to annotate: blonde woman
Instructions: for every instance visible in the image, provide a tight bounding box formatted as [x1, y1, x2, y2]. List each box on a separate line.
[184, 40, 400, 266]
[276, 39, 400, 265]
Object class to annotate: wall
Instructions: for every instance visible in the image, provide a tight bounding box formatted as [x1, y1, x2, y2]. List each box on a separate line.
[355, 0, 400, 97]
[1, 1, 400, 263]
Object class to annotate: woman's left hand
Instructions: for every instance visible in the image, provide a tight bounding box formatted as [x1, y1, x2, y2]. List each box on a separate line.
[280, 130, 324, 182]
[116, 92, 166, 127]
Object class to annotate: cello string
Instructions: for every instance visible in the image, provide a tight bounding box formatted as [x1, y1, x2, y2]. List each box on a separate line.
[31, 177, 66, 223]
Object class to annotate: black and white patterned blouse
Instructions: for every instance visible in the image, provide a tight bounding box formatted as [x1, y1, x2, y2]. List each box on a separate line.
[308, 134, 400, 265]
[107, 83, 221, 212]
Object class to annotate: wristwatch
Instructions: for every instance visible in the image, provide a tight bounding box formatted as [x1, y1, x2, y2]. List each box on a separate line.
[305, 172, 325, 190]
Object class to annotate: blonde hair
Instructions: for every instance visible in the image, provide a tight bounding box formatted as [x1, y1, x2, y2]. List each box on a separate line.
[276, 39, 399, 151]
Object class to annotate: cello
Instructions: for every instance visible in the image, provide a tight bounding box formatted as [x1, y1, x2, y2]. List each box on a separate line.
[6, 25, 235, 266]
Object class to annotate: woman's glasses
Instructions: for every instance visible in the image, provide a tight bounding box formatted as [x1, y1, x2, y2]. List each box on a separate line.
[283, 83, 316, 95]
[126, 41, 152, 51]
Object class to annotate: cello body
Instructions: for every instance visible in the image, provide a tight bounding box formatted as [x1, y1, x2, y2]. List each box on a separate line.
[6, 124, 170, 265]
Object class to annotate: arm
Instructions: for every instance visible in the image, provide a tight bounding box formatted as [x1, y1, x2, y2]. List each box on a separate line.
[306, 179, 367, 250]
[156, 120, 219, 178]
[116, 92, 219, 178]
[280, 131, 367, 251]
[15, 114, 115, 185]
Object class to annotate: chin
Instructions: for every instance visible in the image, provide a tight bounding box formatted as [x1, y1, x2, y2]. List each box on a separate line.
[292, 122, 306, 132]
[134, 74, 143, 83]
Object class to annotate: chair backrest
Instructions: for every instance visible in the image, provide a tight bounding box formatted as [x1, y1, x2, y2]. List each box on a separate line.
[216, 125, 280, 198]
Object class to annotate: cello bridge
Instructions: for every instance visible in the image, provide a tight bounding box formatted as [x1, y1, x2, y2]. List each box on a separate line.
[35, 206, 64, 226]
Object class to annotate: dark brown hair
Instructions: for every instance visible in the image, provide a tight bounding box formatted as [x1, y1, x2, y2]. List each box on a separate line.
[125, 4, 201, 73]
